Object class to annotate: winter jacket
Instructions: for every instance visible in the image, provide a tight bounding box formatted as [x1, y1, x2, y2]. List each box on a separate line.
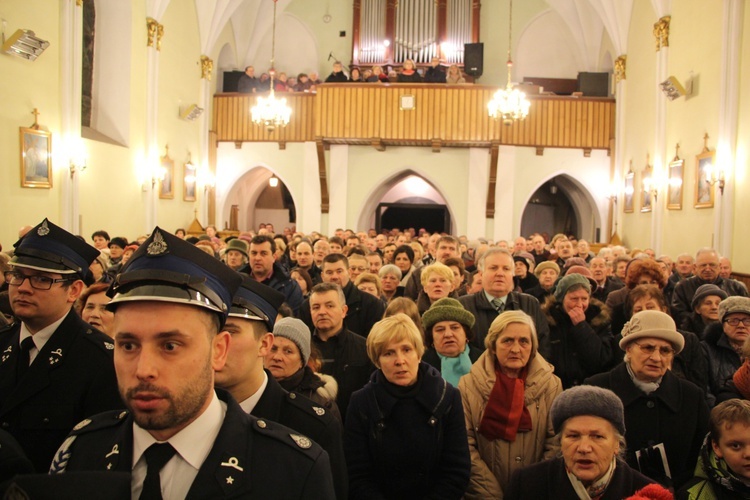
[300, 281, 386, 338]
[458, 291, 551, 360]
[702, 321, 742, 401]
[672, 276, 748, 326]
[458, 351, 562, 499]
[677, 435, 750, 500]
[543, 298, 614, 388]
[345, 362, 471, 500]
[585, 363, 710, 489]
[260, 262, 304, 316]
[277, 365, 342, 423]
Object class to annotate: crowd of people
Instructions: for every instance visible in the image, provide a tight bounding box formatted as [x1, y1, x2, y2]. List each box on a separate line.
[1, 220, 750, 499]
[236, 57, 468, 94]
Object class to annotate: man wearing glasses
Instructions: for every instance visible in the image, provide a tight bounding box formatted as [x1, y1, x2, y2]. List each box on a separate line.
[703, 297, 750, 402]
[671, 248, 748, 326]
[0, 218, 122, 472]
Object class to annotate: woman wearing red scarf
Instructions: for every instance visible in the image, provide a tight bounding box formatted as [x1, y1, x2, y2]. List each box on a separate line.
[459, 310, 562, 498]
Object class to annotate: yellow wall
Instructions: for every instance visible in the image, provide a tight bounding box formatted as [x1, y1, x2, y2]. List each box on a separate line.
[732, 6, 750, 270]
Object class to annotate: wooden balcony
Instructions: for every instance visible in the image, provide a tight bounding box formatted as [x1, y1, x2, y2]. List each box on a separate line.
[213, 84, 615, 153]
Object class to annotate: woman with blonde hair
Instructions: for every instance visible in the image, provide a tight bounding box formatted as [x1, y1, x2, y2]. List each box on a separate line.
[384, 297, 424, 336]
[397, 59, 422, 82]
[459, 310, 562, 498]
[446, 64, 465, 84]
[345, 314, 470, 498]
[416, 262, 457, 314]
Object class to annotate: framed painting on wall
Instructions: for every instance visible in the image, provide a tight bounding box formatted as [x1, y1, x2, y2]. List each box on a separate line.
[184, 160, 196, 202]
[20, 127, 52, 188]
[159, 153, 174, 199]
[694, 148, 715, 209]
[667, 158, 684, 210]
[623, 170, 634, 213]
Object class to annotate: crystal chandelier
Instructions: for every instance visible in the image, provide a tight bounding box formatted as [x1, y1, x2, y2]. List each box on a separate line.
[251, 0, 291, 132]
[487, 0, 530, 126]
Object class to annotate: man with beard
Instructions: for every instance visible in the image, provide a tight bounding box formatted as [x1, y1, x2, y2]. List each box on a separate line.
[0, 218, 121, 472]
[51, 228, 334, 499]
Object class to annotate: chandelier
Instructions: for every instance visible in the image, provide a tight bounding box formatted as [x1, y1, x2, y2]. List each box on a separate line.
[251, 0, 291, 132]
[487, 0, 530, 125]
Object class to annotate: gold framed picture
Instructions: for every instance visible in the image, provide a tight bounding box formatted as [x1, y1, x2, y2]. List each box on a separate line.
[20, 127, 52, 188]
[183, 161, 197, 202]
[623, 171, 634, 213]
[694, 149, 715, 208]
[667, 158, 684, 210]
[159, 153, 174, 199]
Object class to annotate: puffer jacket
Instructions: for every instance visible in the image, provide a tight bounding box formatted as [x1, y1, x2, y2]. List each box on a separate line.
[458, 351, 562, 499]
[543, 297, 614, 388]
[701, 322, 742, 400]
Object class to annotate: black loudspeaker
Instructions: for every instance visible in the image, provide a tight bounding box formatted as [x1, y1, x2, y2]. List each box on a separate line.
[577, 72, 609, 97]
[464, 43, 484, 78]
[222, 70, 246, 92]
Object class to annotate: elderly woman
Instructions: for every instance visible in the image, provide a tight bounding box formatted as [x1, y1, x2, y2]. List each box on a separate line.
[416, 262, 456, 314]
[526, 261, 560, 303]
[265, 317, 341, 421]
[393, 244, 416, 287]
[506, 385, 655, 499]
[513, 252, 539, 293]
[345, 314, 471, 499]
[585, 310, 709, 489]
[78, 282, 114, 337]
[421, 298, 481, 386]
[543, 273, 613, 388]
[355, 272, 382, 299]
[459, 311, 562, 498]
[378, 264, 403, 302]
[681, 283, 727, 338]
[703, 296, 750, 401]
[624, 285, 707, 391]
[605, 258, 667, 339]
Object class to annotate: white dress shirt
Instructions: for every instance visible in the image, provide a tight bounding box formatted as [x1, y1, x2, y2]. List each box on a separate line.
[19, 313, 67, 364]
[238, 371, 269, 414]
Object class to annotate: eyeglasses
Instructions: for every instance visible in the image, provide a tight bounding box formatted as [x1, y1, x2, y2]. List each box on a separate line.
[724, 317, 750, 327]
[4, 271, 75, 290]
[349, 266, 367, 272]
[632, 341, 675, 357]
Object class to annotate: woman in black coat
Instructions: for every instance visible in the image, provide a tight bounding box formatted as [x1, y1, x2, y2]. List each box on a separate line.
[344, 314, 470, 499]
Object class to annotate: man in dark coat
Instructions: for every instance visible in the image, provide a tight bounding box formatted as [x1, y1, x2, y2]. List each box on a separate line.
[246, 235, 303, 315]
[237, 66, 259, 93]
[0, 218, 122, 472]
[671, 248, 747, 326]
[325, 61, 349, 82]
[423, 57, 446, 83]
[458, 248, 551, 358]
[215, 276, 347, 499]
[299, 254, 385, 338]
[309, 283, 375, 420]
[53, 228, 334, 498]
[590, 257, 624, 303]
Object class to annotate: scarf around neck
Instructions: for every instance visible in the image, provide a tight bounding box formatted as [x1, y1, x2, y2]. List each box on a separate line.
[437, 345, 472, 387]
[478, 363, 532, 441]
[567, 456, 617, 500]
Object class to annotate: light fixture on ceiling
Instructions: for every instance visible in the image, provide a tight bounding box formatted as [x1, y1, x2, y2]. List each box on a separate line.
[179, 104, 204, 121]
[2, 28, 49, 61]
[251, 0, 291, 132]
[269, 176, 279, 187]
[660, 76, 690, 101]
[487, 0, 530, 125]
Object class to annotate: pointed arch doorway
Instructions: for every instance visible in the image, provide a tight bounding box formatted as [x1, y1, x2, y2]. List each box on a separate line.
[222, 167, 296, 232]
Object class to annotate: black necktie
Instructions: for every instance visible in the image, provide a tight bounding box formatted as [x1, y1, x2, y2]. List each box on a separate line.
[139, 443, 176, 500]
[17, 337, 35, 379]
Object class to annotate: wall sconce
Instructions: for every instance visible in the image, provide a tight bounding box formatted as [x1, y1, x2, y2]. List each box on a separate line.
[196, 166, 215, 192]
[660, 76, 690, 101]
[179, 104, 204, 121]
[705, 165, 726, 196]
[269, 176, 279, 187]
[66, 138, 88, 179]
[642, 169, 666, 201]
[606, 184, 618, 203]
[2, 27, 49, 61]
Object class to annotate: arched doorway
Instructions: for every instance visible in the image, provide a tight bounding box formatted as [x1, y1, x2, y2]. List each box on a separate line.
[357, 171, 455, 234]
[520, 174, 601, 240]
[221, 167, 296, 233]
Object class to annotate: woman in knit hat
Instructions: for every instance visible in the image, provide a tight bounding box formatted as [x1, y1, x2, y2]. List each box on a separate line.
[585, 310, 710, 489]
[505, 385, 655, 499]
[542, 272, 614, 389]
[421, 297, 481, 385]
[513, 252, 539, 293]
[265, 317, 341, 422]
[681, 283, 728, 338]
[459, 310, 562, 498]
[702, 296, 750, 402]
[526, 260, 560, 303]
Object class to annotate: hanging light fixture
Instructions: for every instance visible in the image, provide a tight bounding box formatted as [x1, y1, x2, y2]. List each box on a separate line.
[251, 0, 291, 132]
[487, 0, 530, 125]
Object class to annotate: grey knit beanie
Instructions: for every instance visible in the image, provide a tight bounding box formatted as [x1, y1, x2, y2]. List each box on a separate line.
[553, 273, 591, 302]
[550, 385, 626, 435]
[422, 297, 475, 331]
[719, 296, 750, 323]
[272, 317, 311, 365]
[691, 284, 728, 311]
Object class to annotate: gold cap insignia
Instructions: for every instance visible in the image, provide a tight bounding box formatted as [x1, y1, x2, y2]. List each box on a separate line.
[147, 231, 168, 255]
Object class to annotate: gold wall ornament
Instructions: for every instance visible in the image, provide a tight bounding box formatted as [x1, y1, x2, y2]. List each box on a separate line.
[614, 55, 627, 83]
[76, 0, 83, 6]
[146, 18, 158, 48]
[653, 16, 671, 51]
[156, 23, 164, 51]
[200, 56, 213, 80]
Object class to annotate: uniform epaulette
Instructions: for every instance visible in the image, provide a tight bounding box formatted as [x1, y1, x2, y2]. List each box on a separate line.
[50, 410, 129, 474]
[249, 416, 320, 460]
[286, 392, 333, 422]
[80, 327, 116, 354]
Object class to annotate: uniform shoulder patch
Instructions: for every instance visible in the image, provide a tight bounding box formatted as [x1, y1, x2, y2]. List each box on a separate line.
[69, 410, 129, 437]
[285, 392, 333, 423]
[249, 416, 321, 460]
[81, 329, 117, 355]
